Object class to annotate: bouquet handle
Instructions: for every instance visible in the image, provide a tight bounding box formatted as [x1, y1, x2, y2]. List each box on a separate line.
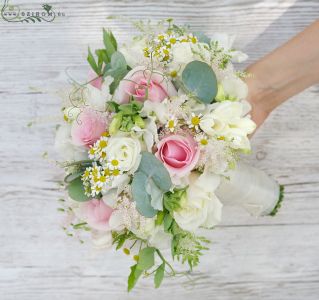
[216, 161, 283, 217]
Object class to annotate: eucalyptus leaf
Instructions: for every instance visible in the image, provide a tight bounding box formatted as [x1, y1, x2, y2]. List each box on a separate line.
[132, 152, 172, 217]
[182, 60, 218, 104]
[138, 152, 172, 192]
[146, 178, 164, 211]
[67, 177, 90, 202]
[132, 172, 157, 217]
[64, 171, 83, 184]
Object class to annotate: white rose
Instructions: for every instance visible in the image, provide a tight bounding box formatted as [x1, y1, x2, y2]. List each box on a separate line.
[173, 171, 222, 232]
[105, 136, 141, 173]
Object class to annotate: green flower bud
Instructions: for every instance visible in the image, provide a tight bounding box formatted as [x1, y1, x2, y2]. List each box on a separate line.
[109, 112, 122, 135]
[215, 83, 226, 102]
[133, 115, 145, 129]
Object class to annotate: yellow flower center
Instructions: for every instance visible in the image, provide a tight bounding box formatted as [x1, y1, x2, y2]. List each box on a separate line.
[111, 159, 119, 166]
[170, 70, 177, 78]
[191, 116, 200, 126]
[200, 139, 208, 145]
[99, 140, 107, 148]
[169, 37, 176, 44]
[112, 169, 120, 176]
[168, 120, 175, 129]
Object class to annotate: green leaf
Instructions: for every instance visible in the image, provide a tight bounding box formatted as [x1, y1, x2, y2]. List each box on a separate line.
[104, 51, 128, 94]
[163, 213, 173, 232]
[146, 178, 164, 211]
[182, 60, 218, 104]
[137, 247, 155, 270]
[192, 31, 210, 44]
[132, 172, 157, 217]
[132, 152, 172, 217]
[154, 263, 165, 288]
[87, 47, 100, 75]
[67, 177, 90, 202]
[103, 29, 117, 58]
[128, 264, 143, 292]
[64, 171, 83, 184]
[138, 152, 172, 192]
[95, 49, 109, 70]
[155, 211, 165, 226]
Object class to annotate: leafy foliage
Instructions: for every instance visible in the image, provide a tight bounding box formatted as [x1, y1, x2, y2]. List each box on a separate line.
[128, 264, 143, 292]
[154, 263, 165, 288]
[132, 152, 172, 217]
[108, 100, 145, 134]
[182, 60, 218, 104]
[163, 188, 187, 213]
[137, 247, 156, 270]
[67, 177, 90, 202]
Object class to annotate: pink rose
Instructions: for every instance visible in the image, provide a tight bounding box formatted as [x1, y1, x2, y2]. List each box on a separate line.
[81, 199, 113, 231]
[88, 70, 103, 90]
[155, 134, 200, 178]
[117, 66, 177, 104]
[71, 109, 106, 147]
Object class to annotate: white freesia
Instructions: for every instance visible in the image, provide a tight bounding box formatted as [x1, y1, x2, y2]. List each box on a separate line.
[210, 33, 248, 63]
[131, 218, 171, 251]
[148, 226, 172, 251]
[105, 136, 141, 173]
[83, 76, 113, 111]
[200, 101, 256, 150]
[171, 42, 194, 65]
[173, 171, 222, 232]
[141, 99, 169, 123]
[221, 75, 248, 100]
[131, 117, 158, 152]
[54, 124, 87, 161]
[119, 38, 148, 67]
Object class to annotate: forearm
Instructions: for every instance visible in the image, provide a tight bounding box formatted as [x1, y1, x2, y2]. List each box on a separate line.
[245, 20, 319, 126]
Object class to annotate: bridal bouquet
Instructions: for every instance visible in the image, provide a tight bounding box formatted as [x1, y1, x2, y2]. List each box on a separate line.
[55, 19, 283, 290]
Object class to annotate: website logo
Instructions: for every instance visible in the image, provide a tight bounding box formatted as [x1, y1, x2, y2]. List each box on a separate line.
[1, 0, 65, 23]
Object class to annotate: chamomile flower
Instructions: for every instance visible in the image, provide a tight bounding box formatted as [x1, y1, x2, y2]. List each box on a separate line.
[88, 134, 109, 163]
[187, 113, 203, 131]
[195, 132, 209, 147]
[165, 116, 178, 132]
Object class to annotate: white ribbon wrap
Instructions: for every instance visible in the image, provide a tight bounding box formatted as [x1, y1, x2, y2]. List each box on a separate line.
[216, 162, 280, 217]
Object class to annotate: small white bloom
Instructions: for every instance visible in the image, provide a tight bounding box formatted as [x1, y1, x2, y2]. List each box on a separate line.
[173, 171, 222, 232]
[165, 116, 178, 132]
[221, 75, 248, 101]
[84, 76, 113, 111]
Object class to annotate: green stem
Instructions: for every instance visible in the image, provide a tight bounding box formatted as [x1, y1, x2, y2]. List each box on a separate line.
[156, 249, 176, 275]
